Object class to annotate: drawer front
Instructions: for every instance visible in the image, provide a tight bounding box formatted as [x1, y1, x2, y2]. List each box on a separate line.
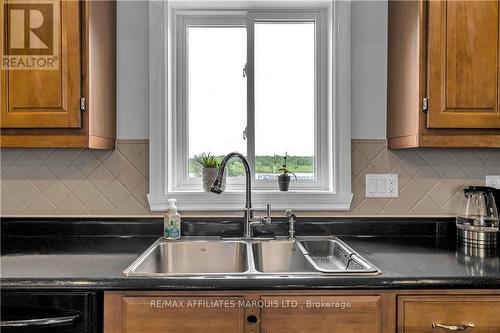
[398, 296, 500, 333]
[122, 296, 245, 333]
[261, 295, 382, 333]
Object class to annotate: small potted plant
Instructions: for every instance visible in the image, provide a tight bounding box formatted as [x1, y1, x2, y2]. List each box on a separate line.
[277, 153, 297, 191]
[197, 153, 225, 192]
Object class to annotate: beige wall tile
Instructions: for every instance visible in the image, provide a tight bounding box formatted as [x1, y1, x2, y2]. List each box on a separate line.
[29, 165, 56, 192]
[44, 182, 71, 206]
[102, 153, 131, 178]
[413, 166, 440, 192]
[132, 150, 149, 179]
[427, 181, 455, 207]
[73, 150, 101, 177]
[58, 165, 86, 192]
[27, 195, 57, 215]
[1, 193, 28, 215]
[118, 164, 144, 191]
[43, 150, 75, 176]
[88, 165, 114, 192]
[58, 195, 88, 215]
[371, 149, 400, 173]
[131, 179, 149, 207]
[0, 140, 498, 217]
[12, 182, 42, 207]
[102, 180, 129, 207]
[86, 196, 117, 215]
[73, 181, 101, 207]
[116, 196, 148, 215]
[381, 180, 426, 215]
[408, 196, 441, 215]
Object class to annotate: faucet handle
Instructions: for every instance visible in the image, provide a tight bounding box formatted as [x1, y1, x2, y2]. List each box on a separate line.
[262, 203, 271, 224]
[285, 209, 296, 239]
[249, 204, 272, 226]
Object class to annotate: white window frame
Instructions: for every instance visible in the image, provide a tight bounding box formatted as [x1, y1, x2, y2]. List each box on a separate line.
[173, 14, 248, 191]
[148, 0, 352, 211]
[174, 10, 327, 191]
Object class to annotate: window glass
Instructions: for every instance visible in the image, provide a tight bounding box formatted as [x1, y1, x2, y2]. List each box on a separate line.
[187, 27, 247, 177]
[254, 22, 316, 180]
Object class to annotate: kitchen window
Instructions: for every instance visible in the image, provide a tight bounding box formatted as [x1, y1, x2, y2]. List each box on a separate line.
[148, 0, 352, 211]
[177, 11, 325, 190]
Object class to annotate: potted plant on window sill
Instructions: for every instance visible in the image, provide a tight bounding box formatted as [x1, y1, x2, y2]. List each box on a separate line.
[197, 153, 225, 192]
[277, 154, 297, 192]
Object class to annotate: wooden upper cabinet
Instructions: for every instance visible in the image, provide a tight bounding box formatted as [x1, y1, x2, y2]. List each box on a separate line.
[1, 1, 81, 129]
[0, 1, 116, 149]
[387, 0, 500, 148]
[427, 0, 500, 129]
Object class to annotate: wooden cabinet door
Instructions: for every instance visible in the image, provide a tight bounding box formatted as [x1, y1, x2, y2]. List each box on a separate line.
[121, 296, 245, 333]
[260, 296, 382, 333]
[427, 0, 500, 129]
[1, 1, 81, 128]
[398, 295, 500, 333]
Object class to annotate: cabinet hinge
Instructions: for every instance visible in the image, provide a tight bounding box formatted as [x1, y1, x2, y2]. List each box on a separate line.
[80, 97, 86, 112]
[422, 97, 429, 113]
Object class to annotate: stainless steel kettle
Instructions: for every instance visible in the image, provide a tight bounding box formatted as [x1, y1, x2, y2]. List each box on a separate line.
[457, 186, 500, 248]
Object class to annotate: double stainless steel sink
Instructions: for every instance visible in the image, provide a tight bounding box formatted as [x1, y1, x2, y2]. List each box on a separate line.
[123, 237, 380, 277]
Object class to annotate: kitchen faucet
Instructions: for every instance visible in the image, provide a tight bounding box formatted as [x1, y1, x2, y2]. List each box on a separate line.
[210, 152, 271, 238]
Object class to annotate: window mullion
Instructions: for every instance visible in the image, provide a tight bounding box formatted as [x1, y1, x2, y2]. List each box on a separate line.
[246, 15, 256, 183]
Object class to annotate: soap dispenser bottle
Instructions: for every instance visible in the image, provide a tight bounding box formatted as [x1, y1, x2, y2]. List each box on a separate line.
[164, 199, 181, 240]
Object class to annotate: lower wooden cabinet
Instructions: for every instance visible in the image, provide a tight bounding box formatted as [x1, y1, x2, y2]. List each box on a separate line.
[104, 291, 500, 333]
[121, 296, 245, 333]
[260, 296, 382, 333]
[398, 295, 500, 333]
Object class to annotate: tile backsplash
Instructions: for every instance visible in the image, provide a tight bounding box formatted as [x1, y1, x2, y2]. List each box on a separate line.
[1, 140, 499, 216]
[1, 141, 149, 216]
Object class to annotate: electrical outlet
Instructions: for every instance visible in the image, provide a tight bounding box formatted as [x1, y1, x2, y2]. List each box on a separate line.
[366, 174, 398, 198]
[486, 175, 500, 189]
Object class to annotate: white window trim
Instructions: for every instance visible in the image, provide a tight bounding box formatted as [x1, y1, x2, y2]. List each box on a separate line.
[173, 10, 327, 191]
[148, 0, 352, 211]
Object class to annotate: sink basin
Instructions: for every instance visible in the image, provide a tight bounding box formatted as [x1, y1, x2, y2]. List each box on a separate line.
[123, 239, 249, 276]
[252, 240, 317, 273]
[252, 238, 380, 275]
[123, 237, 380, 277]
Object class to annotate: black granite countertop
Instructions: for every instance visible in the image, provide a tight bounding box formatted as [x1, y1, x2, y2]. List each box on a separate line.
[1, 218, 499, 290]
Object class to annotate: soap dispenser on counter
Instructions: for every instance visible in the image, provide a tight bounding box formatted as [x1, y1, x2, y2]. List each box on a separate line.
[164, 199, 181, 240]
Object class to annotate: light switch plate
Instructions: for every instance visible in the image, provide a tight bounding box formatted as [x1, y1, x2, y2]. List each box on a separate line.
[366, 174, 398, 198]
[486, 175, 500, 189]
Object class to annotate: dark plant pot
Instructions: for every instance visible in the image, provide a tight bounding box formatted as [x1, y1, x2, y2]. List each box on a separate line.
[278, 174, 291, 191]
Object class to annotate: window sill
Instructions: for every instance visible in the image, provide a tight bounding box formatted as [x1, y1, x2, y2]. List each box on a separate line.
[147, 191, 353, 211]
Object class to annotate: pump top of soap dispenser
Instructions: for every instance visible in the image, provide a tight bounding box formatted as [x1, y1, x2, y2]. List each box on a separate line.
[168, 199, 178, 213]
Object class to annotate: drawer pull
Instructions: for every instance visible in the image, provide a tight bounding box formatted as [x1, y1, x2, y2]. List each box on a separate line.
[432, 323, 475, 331]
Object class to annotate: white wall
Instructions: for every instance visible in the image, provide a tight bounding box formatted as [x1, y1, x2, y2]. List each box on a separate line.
[351, 0, 387, 139]
[116, 0, 388, 140]
[117, 1, 149, 139]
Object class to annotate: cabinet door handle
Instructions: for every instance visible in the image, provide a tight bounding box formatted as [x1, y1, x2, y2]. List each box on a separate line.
[0, 314, 79, 327]
[432, 323, 475, 331]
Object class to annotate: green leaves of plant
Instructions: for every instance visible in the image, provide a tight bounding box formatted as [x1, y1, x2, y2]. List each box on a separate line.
[196, 152, 221, 168]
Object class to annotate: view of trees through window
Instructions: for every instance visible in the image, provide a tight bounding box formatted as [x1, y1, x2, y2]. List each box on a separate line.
[189, 155, 314, 180]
